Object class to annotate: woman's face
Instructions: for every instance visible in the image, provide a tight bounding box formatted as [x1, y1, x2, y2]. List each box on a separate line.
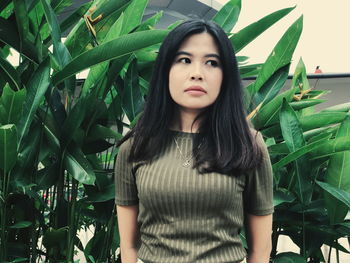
[169, 32, 223, 114]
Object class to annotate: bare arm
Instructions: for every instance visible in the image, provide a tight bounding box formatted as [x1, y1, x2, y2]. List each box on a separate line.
[117, 205, 139, 263]
[245, 213, 273, 263]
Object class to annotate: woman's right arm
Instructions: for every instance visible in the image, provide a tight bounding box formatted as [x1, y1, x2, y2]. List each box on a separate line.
[117, 204, 139, 263]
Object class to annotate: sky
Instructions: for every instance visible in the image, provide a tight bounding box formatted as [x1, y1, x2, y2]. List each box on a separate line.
[215, 0, 350, 74]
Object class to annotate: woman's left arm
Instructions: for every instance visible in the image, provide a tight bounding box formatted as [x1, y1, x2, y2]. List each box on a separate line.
[245, 213, 273, 263]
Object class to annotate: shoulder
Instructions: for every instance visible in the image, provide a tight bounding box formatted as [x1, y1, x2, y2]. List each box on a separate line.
[249, 128, 265, 146]
[116, 136, 134, 160]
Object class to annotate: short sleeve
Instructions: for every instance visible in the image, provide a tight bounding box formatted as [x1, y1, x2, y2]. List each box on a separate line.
[243, 132, 274, 215]
[114, 139, 139, 206]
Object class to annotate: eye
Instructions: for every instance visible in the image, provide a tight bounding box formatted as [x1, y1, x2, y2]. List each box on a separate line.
[206, 60, 220, 67]
[178, 57, 191, 64]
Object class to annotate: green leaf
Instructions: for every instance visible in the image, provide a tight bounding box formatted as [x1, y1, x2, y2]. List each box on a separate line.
[60, 2, 92, 34]
[61, 98, 88, 147]
[250, 16, 303, 96]
[8, 258, 28, 263]
[0, 85, 26, 125]
[0, 17, 39, 63]
[0, 55, 21, 91]
[0, 124, 17, 172]
[231, 7, 294, 53]
[17, 57, 50, 147]
[289, 99, 326, 111]
[86, 184, 115, 202]
[239, 63, 262, 78]
[81, 12, 126, 97]
[212, 0, 241, 32]
[274, 188, 296, 206]
[13, 0, 30, 43]
[0, 1, 13, 19]
[52, 0, 73, 14]
[252, 87, 297, 129]
[252, 64, 289, 108]
[40, 0, 71, 69]
[321, 102, 350, 113]
[88, 124, 122, 141]
[122, 58, 143, 122]
[279, 99, 311, 204]
[272, 252, 307, 263]
[64, 145, 96, 185]
[64, 0, 130, 58]
[52, 29, 168, 85]
[9, 220, 32, 229]
[135, 11, 163, 32]
[273, 137, 350, 170]
[324, 116, 350, 224]
[300, 112, 347, 132]
[317, 181, 350, 209]
[120, 0, 149, 35]
[42, 227, 68, 249]
[262, 112, 347, 137]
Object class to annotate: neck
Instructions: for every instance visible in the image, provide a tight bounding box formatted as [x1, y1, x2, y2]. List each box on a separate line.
[170, 108, 202, 133]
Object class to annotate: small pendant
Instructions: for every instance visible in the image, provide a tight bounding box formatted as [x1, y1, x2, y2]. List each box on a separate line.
[183, 159, 191, 167]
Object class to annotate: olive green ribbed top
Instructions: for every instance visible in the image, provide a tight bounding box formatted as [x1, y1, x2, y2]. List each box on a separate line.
[115, 131, 274, 263]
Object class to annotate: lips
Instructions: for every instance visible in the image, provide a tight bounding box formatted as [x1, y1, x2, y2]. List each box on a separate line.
[184, 86, 207, 93]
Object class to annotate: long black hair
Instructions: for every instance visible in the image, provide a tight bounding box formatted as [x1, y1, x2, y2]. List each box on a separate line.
[119, 19, 262, 174]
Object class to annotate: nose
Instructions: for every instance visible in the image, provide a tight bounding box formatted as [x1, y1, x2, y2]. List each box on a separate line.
[190, 63, 203, 80]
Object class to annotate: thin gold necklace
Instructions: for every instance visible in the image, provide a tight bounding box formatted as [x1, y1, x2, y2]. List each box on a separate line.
[173, 137, 203, 168]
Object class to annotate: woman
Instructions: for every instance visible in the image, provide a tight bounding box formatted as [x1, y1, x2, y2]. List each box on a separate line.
[115, 19, 274, 263]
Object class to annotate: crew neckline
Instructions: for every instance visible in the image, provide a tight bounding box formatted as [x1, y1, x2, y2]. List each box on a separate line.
[169, 129, 200, 137]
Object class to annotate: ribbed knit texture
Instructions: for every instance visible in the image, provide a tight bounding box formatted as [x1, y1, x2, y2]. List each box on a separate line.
[115, 131, 274, 263]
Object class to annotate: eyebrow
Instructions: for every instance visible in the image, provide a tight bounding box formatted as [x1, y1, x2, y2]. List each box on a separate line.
[175, 51, 220, 60]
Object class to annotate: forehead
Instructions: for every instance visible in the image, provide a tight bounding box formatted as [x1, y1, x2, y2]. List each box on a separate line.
[177, 32, 220, 54]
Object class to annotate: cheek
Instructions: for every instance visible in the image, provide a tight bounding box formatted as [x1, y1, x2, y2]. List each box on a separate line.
[169, 67, 183, 91]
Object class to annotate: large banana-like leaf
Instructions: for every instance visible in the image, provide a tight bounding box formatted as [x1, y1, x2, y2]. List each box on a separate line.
[135, 11, 163, 32]
[0, 0, 13, 17]
[17, 57, 50, 147]
[81, 12, 125, 97]
[52, 29, 168, 85]
[13, 0, 31, 43]
[52, 0, 73, 14]
[60, 2, 92, 34]
[252, 87, 297, 129]
[0, 124, 17, 172]
[121, 0, 149, 35]
[300, 112, 347, 132]
[272, 252, 307, 263]
[321, 102, 350, 113]
[64, 0, 130, 57]
[0, 85, 26, 125]
[262, 112, 347, 137]
[0, 55, 21, 91]
[40, 0, 71, 69]
[87, 124, 122, 141]
[279, 99, 311, 204]
[231, 7, 294, 53]
[249, 16, 303, 96]
[122, 58, 143, 122]
[0, 17, 39, 63]
[317, 181, 350, 209]
[61, 97, 89, 147]
[289, 99, 326, 111]
[239, 63, 262, 78]
[64, 145, 96, 185]
[212, 0, 241, 33]
[273, 136, 350, 170]
[324, 116, 350, 224]
[251, 63, 289, 110]
[291, 58, 313, 116]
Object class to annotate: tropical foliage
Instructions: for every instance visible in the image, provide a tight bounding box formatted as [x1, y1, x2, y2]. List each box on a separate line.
[0, 0, 349, 262]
